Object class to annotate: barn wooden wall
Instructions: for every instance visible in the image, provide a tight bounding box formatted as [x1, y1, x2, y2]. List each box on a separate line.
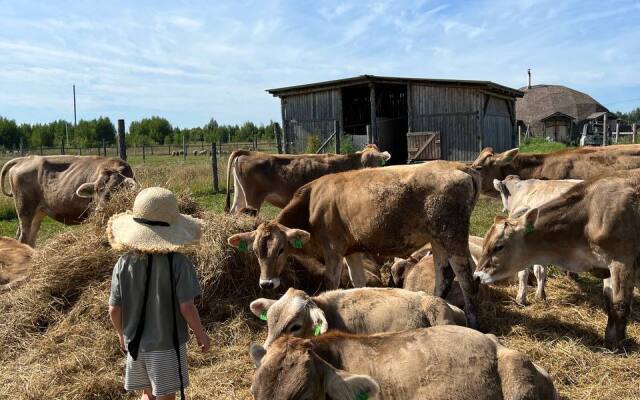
[481, 94, 516, 153]
[282, 90, 341, 153]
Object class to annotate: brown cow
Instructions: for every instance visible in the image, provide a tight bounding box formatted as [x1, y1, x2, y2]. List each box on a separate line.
[228, 161, 481, 328]
[1, 156, 136, 246]
[0, 236, 33, 292]
[249, 327, 558, 400]
[250, 287, 466, 347]
[224, 144, 391, 213]
[471, 145, 640, 196]
[474, 169, 640, 349]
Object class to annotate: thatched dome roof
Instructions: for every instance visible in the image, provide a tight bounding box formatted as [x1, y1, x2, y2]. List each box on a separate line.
[515, 85, 608, 135]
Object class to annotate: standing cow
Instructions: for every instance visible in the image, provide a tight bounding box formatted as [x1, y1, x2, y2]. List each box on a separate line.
[493, 175, 583, 305]
[225, 144, 391, 213]
[471, 145, 640, 196]
[228, 161, 481, 328]
[475, 169, 640, 349]
[1, 156, 136, 246]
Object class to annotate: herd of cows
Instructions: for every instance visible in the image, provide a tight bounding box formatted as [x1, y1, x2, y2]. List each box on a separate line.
[2, 143, 640, 398]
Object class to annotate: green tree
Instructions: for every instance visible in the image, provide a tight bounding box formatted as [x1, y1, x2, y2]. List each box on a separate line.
[95, 117, 116, 144]
[0, 117, 20, 149]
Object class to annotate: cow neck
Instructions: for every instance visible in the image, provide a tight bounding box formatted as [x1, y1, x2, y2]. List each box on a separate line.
[309, 333, 351, 370]
[506, 154, 545, 179]
[275, 189, 312, 232]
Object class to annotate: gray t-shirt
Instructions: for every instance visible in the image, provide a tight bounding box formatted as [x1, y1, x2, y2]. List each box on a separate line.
[109, 252, 202, 352]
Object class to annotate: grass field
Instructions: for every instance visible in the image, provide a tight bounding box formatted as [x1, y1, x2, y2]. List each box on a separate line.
[1, 147, 640, 399]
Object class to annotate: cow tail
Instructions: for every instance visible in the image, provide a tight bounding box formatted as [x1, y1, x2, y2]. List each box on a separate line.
[225, 150, 248, 212]
[1, 158, 20, 197]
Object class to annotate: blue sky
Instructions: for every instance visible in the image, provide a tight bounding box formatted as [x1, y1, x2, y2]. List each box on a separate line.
[1, 0, 639, 128]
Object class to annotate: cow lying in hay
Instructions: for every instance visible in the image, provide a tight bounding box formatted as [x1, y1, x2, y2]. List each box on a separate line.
[228, 161, 482, 328]
[475, 169, 640, 349]
[250, 287, 466, 348]
[0, 236, 33, 292]
[493, 175, 583, 305]
[224, 144, 391, 213]
[471, 144, 640, 196]
[1, 155, 136, 246]
[249, 326, 559, 400]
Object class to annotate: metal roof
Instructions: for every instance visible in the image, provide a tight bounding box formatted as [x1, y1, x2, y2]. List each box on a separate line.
[267, 74, 524, 98]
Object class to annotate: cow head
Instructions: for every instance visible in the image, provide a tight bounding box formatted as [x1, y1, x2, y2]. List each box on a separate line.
[250, 337, 380, 400]
[390, 257, 413, 288]
[358, 144, 391, 168]
[474, 208, 539, 284]
[227, 222, 311, 290]
[75, 162, 137, 207]
[250, 288, 328, 348]
[471, 147, 519, 196]
[492, 175, 522, 213]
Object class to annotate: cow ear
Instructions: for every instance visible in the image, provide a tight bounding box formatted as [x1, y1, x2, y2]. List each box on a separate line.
[495, 148, 518, 165]
[283, 228, 311, 248]
[322, 359, 380, 400]
[390, 258, 407, 287]
[249, 298, 277, 319]
[228, 231, 256, 250]
[76, 182, 96, 198]
[309, 304, 328, 335]
[522, 208, 539, 233]
[249, 343, 267, 368]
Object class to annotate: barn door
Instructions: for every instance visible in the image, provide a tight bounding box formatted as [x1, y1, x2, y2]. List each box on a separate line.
[407, 131, 441, 162]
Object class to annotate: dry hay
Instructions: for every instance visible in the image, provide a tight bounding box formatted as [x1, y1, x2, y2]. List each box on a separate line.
[1, 190, 640, 399]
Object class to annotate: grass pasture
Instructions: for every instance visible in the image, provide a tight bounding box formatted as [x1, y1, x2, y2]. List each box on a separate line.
[0, 150, 639, 399]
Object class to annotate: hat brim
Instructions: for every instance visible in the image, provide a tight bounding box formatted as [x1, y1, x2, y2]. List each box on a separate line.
[107, 211, 203, 253]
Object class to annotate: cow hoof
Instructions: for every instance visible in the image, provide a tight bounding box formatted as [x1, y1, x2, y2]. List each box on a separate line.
[536, 291, 547, 301]
[516, 295, 528, 306]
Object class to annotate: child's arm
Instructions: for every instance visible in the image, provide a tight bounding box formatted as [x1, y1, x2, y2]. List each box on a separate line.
[179, 300, 210, 352]
[109, 305, 126, 353]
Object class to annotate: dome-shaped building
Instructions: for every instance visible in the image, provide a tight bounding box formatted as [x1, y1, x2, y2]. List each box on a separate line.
[516, 84, 610, 143]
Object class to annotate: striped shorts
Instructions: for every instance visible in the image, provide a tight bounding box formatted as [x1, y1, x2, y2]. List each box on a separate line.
[125, 344, 190, 396]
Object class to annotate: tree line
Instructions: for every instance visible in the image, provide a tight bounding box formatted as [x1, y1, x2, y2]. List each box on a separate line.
[0, 116, 281, 150]
[615, 107, 640, 125]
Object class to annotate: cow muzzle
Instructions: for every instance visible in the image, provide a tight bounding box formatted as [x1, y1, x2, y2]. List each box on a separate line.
[259, 278, 280, 290]
[473, 270, 495, 284]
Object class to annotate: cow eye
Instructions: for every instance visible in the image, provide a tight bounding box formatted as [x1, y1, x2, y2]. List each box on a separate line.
[494, 244, 504, 252]
[277, 247, 284, 256]
[288, 323, 302, 333]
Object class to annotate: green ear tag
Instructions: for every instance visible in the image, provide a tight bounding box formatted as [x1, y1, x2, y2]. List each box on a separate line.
[238, 240, 248, 252]
[355, 391, 369, 400]
[293, 238, 303, 249]
[313, 324, 322, 336]
[259, 310, 268, 321]
[525, 223, 534, 234]
[379, 158, 386, 166]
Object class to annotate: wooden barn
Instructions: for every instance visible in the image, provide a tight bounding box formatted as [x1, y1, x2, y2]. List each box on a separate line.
[267, 75, 523, 163]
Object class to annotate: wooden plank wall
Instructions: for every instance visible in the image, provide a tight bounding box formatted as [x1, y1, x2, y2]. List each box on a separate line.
[282, 90, 341, 153]
[481, 95, 515, 152]
[409, 85, 480, 161]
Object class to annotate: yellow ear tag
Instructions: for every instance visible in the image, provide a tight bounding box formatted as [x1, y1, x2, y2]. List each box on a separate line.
[525, 223, 534, 234]
[259, 310, 268, 321]
[238, 240, 248, 252]
[313, 323, 322, 336]
[293, 238, 303, 249]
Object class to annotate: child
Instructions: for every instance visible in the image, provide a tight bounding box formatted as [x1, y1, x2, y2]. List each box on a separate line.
[107, 187, 210, 400]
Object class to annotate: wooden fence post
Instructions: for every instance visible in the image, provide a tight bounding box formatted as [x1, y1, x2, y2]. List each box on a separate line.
[151, 144, 153, 156]
[366, 124, 372, 144]
[633, 123, 637, 144]
[518, 125, 522, 147]
[334, 120, 340, 154]
[19, 137, 24, 156]
[40, 144, 43, 156]
[142, 142, 146, 163]
[211, 142, 219, 193]
[274, 125, 282, 154]
[61, 137, 65, 155]
[615, 122, 620, 144]
[118, 119, 127, 161]
[602, 114, 608, 146]
[182, 135, 187, 160]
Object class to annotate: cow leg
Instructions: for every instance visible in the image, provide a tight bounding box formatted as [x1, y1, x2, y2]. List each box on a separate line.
[604, 260, 635, 350]
[533, 264, 547, 301]
[322, 249, 345, 290]
[15, 201, 37, 246]
[26, 209, 46, 247]
[516, 268, 530, 306]
[448, 255, 480, 330]
[431, 245, 455, 299]
[344, 253, 367, 288]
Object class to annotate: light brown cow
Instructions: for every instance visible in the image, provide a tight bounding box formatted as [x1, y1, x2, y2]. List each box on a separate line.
[1, 156, 136, 246]
[0, 236, 33, 292]
[250, 287, 466, 347]
[475, 169, 640, 349]
[493, 175, 583, 305]
[249, 326, 558, 400]
[224, 144, 391, 213]
[391, 235, 484, 308]
[471, 145, 640, 196]
[228, 161, 481, 328]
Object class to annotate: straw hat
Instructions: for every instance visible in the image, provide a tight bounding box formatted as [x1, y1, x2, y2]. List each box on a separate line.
[107, 187, 203, 253]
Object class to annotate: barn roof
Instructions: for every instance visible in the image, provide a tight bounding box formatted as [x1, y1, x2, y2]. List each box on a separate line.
[541, 111, 575, 122]
[586, 111, 618, 120]
[267, 75, 523, 98]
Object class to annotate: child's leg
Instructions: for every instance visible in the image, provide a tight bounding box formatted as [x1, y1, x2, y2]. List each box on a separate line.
[141, 388, 155, 400]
